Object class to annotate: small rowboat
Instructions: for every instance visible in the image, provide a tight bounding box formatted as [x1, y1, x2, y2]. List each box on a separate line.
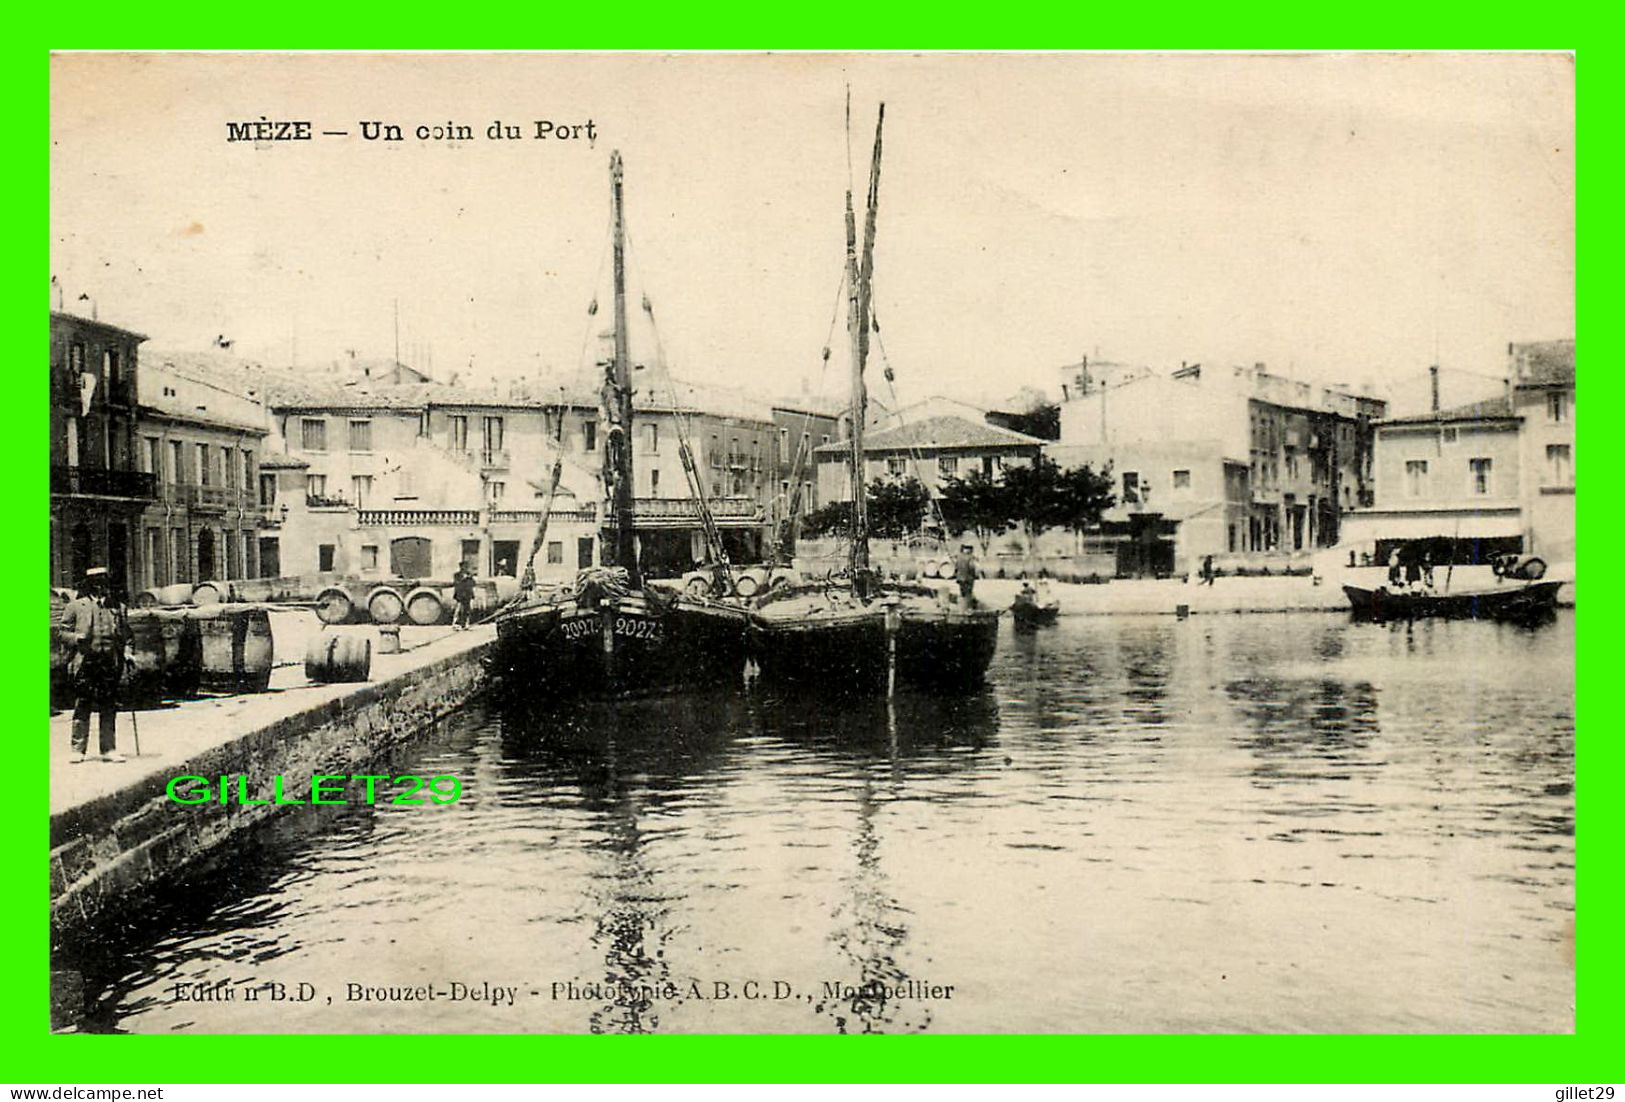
[1342, 580, 1562, 622]
[1011, 591, 1061, 629]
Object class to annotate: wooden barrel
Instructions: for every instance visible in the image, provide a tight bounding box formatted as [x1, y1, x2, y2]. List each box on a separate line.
[192, 581, 228, 605]
[190, 606, 272, 693]
[377, 624, 402, 654]
[921, 560, 941, 579]
[49, 591, 73, 709]
[367, 585, 405, 625]
[466, 581, 513, 617]
[305, 633, 372, 683]
[315, 587, 355, 625]
[734, 569, 767, 598]
[135, 583, 194, 608]
[404, 586, 446, 626]
[127, 609, 203, 700]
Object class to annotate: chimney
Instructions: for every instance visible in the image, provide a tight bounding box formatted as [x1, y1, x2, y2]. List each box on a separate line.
[1429, 364, 1440, 414]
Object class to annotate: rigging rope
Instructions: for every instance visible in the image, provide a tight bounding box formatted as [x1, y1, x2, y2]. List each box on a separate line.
[620, 226, 736, 589]
[868, 305, 951, 540]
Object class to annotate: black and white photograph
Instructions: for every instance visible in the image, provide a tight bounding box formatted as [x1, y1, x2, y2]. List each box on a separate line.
[48, 51, 1575, 1034]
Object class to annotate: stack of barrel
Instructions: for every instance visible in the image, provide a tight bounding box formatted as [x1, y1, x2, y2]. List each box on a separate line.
[313, 576, 520, 626]
[51, 595, 275, 708]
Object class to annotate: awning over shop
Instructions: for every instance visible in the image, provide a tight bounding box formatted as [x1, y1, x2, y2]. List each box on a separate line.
[1341, 508, 1522, 544]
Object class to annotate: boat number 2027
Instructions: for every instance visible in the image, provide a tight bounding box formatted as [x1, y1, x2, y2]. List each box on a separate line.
[559, 615, 600, 640]
[557, 615, 663, 642]
[614, 616, 663, 642]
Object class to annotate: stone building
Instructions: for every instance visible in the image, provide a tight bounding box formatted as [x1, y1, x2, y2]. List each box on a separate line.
[1511, 340, 1575, 562]
[1341, 340, 1575, 566]
[812, 397, 1044, 504]
[1054, 362, 1387, 569]
[49, 311, 156, 595]
[263, 370, 777, 582]
[770, 396, 844, 529]
[134, 352, 269, 589]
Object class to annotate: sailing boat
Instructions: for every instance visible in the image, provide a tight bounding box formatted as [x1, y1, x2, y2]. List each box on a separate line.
[749, 104, 1001, 693]
[488, 151, 753, 696]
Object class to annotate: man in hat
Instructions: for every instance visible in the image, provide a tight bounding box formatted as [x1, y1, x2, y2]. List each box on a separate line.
[951, 542, 979, 606]
[451, 561, 477, 630]
[59, 567, 132, 763]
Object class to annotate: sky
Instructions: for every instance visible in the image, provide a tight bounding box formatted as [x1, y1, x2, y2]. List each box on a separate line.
[50, 52, 1574, 417]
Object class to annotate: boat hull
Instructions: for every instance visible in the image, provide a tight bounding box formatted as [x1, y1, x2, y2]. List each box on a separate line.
[1010, 600, 1061, 629]
[749, 594, 1000, 692]
[490, 590, 751, 697]
[1341, 581, 1563, 622]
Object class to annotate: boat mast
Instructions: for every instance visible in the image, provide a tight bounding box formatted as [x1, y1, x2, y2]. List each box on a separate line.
[846, 104, 885, 580]
[602, 150, 641, 586]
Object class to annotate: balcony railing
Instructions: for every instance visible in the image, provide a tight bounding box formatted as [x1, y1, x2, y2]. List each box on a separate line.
[50, 465, 156, 499]
[480, 450, 511, 469]
[173, 483, 256, 510]
[491, 506, 597, 525]
[633, 497, 763, 520]
[357, 508, 480, 527]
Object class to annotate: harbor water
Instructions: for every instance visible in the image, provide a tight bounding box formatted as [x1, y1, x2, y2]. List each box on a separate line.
[66, 610, 1575, 1033]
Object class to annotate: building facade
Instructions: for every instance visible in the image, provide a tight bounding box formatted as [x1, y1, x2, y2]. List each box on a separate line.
[1511, 340, 1575, 562]
[1341, 340, 1575, 566]
[1341, 395, 1524, 563]
[769, 398, 843, 533]
[49, 312, 156, 595]
[135, 354, 269, 589]
[812, 399, 1044, 504]
[1055, 363, 1386, 568]
[264, 372, 777, 582]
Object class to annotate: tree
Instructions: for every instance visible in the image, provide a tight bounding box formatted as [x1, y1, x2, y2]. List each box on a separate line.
[867, 476, 931, 539]
[798, 477, 931, 541]
[800, 500, 852, 540]
[1055, 462, 1117, 550]
[938, 469, 1014, 553]
[1001, 456, 1069, 558]
[990, 386, 1062, 441]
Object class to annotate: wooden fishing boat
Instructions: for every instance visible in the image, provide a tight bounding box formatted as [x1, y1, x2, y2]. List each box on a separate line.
[488, 151, 751, 697]
[1341, 580, 1562, 622]
[1010, 591, 1061, 629]
[749, 102, 1000, 694]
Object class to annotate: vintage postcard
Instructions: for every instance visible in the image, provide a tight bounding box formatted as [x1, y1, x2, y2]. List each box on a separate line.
[48, 51, 1574, 1034]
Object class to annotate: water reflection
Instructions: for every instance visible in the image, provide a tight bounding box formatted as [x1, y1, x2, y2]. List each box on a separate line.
[63, 611, 1574, 1034]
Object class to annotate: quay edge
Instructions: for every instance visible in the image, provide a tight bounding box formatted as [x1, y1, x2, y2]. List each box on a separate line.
[49, 634, 495, 951]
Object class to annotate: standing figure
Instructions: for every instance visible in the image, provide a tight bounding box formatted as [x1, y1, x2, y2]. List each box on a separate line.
[1387, 547, 1404, 588]
[452, 562, 477, 630]
[1421, 551, 1436, 588]
[1201, 554, 1216, 586]
[59, 567, 132, 763]
[952, 543, 979, 606]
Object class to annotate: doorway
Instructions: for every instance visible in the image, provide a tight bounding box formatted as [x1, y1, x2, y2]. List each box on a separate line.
[70, 521, 92, 584]
[196, 527, 215, 581]
[259, 537, 281, 579]
[391, 537, 433, 578]
[145, 527, 163, 588]
[491, 540, 520, 576]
